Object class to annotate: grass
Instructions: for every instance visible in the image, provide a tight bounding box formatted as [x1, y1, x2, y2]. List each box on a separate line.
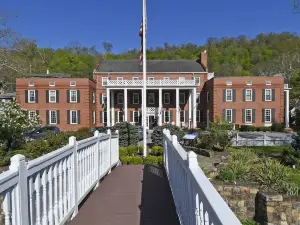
[289, 168, 300, 185]
[228, 146, 292, 155]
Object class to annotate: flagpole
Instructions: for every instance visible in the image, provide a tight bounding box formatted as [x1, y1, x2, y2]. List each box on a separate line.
[142, 0, 147, 157]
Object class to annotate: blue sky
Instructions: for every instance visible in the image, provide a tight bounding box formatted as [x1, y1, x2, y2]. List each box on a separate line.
[2, 0, 299, 53]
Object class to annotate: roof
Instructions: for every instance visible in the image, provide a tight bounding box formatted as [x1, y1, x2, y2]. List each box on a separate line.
[96, 60, 205, 73]
[26, 73, 71, 78]
[0, 92, 16, 99]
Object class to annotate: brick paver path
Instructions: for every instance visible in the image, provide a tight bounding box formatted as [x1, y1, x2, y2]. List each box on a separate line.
[69, 165, 180, 225]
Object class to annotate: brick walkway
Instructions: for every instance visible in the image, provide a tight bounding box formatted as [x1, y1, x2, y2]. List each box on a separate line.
[69, 165, 180, 225]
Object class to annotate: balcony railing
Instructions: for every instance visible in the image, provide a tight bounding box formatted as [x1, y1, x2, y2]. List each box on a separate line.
[103, 79, 199, 87]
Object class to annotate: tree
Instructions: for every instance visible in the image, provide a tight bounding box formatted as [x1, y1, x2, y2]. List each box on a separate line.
[0, 100, 41, 150]
[102, 42, 113, 54]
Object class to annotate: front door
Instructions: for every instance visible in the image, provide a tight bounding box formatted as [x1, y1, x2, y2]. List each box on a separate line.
[149, 116, 155, 129]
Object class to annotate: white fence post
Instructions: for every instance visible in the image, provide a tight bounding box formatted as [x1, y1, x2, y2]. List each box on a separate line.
[107, 129, 112, 173]
[9, 154, 30, 225]
[69, 136, 78, 218]
[115, 130, 120, 165]
[94, 131, 100, 189]
[263, 133, 267, 146]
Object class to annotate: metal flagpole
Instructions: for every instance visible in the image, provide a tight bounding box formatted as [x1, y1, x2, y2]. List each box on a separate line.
[142, 0, 147, 157]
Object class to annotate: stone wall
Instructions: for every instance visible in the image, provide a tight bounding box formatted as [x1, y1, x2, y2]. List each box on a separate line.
[214, 183, 300, 225]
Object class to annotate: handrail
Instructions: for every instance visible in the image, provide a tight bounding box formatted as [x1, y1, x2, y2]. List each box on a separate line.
[163, 129, 241, 225]
[0, 129, 120, 225]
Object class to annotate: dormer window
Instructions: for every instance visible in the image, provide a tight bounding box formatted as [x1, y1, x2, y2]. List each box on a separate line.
[246, 80, 252, 86]
[49, 81, 55, 86]
[266, 80, 271, 85]
[28, 81, 34, 86]
[70, 81, 76, 86]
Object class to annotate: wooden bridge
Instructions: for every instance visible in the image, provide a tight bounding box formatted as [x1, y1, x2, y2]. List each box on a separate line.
[0, 129, 242, 225]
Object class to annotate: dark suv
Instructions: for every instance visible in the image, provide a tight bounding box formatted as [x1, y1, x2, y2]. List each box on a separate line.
[26, 126, 60, 140]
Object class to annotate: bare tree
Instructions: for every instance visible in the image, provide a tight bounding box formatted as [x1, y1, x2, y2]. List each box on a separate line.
[293, 0, 300, 13]
[102, 42, 113, 54]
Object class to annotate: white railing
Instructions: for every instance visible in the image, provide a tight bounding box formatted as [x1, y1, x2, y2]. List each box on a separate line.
[0, 129, 119, 225]
[163, 129, 241, 225]
[104, 79, 198, 87]
[146, 107, 158, 114]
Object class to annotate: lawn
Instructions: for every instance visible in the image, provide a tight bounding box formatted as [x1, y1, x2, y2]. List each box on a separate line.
[228, 146, 292, 155]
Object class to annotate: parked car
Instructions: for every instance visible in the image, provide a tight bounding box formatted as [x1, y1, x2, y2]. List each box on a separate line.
[25, 126, 60, 140]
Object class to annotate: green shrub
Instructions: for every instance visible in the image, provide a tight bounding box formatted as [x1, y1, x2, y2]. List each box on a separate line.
[151, 146, 163, 156]
[151, 124, 185, 146]
[76, 127, 92, 133]
[157, 156, 163, 164]
[240, 125, 256, 132]
[197, 134, 214, 150]
[241, 220, 259, 225]
[45, 133, 69, 150]
[143, 156, 158, 165]
[256, 126, 271, 132]
[271, 122, 285, 132]
[119, 147, 128, 157]
[114, 122, 139, 147]
[218, 170, 236, 182]
[120, 156, 130, 165]
[136, 145, 149, 155]
[23, 139, 51, 159]
[127, 146, 138, 156]
[128, 156, 143, 165]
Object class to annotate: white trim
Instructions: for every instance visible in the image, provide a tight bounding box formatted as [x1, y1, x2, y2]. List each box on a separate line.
[117, 93, 124, 104]
[49, 81, 55, 86]
[179, 77, 185, 81]
[70, 110, 78, 124]
[28, 90, 36, 103]
[246, 80, 252, 86]
[70, 81, 76, 86]
[164, 110, 170, 123]
[226, 81, 232, 86]
[101, 94, 107, 104]
[102, 111, 107, 123]
[49, 90, 57, 103]
[49, 110, 57, 125]
[92, 92, 96, 104]
[102, 77, 108, 86]
[92, 111, 96, 124]
[193, 77, 200, 86]
[70, 90, 77, 103]
[133, 93, 139, 104]
[225, 109, 232, 123]
[164, 93, 170, 104]
[28, 81, 34, 87]
[180, 110, 185, 123]
[94, 72, 208, 74]
[266, 80, 271, 85]
[245, 109, 252, 124]
[265, 89, 272, 101]
[132, 77, 139, 80]
[226, 89, 233, 102]
[117, 77, 123, 80]
[265, 109, 272, 123]
[148, 92, 155, 104]
[245, 89, 252, 102]
[179, 92, 185, 104]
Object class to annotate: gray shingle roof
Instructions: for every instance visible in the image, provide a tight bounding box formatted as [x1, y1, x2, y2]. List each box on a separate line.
[26, 73, 71, 78]
[96, 60, 205, 72]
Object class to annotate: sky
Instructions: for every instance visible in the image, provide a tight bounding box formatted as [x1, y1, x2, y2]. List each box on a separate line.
[1, 0, 300, 53]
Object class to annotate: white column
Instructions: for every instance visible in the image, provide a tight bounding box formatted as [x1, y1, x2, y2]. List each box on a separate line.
[176, 88, 179, 126]
[111, 91, 115, 126]
[124, 88, 128, 122]
[159, 88, 162, 126]
[106, 88, 110, 126]
[188, 90, 192, 129]
[285, 90, 290, 128]
[193, 88, 197, 128]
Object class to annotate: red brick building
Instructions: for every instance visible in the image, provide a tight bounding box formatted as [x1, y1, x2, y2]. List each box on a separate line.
[16, 52, 291, 131]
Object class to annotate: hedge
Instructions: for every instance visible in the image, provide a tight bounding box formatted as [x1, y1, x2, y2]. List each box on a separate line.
[151, 124, 185, 146]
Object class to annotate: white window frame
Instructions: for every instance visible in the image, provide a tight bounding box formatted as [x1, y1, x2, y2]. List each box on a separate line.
[70, 81, 76, 86]
[70, 110, 78, 124]
[179, 93, 185, 104]
[148, 77, 154, 81]
[133, 93, 139, 104]
[180, 110, 185, 123]
[117, 111, 124, 123]
[117, 93, 124, 104]
[70, 90, 77, 103]
[132, 77, 139, 80]
[92, 111, 96, 124]
[102, 111, 107, 123]
[265, 89, 272, 101]
[148, 93, 155, 104]
[246, 80, 252, 86]
[102, 94, 107, 104]
[163, 77, 169, 80]
[49, 110, 57, 125]
[92, 92, 96, 104]
[133, 111, 140, 123]
[28, 110, 36, 119]
[102, 77, 108, 86]
[28, 90, 36, 103]
[225, 109, 232, 123]
[164, 110, 170, 123]
[196, 93, 201, 104]
[194, 77, 200, 85]
[196, 110, 201, 122]
[28, 81, 34, 87]
[226, 81, 232, 86]
[164, 93, 170, 104]
[265, 109, 272, 123]
[49, 90, 57, 103]
[226, 89, 233, 102]
[245, 109, 252, 124]
[245, 89, 252, 102]
[49, 81, 55, 86]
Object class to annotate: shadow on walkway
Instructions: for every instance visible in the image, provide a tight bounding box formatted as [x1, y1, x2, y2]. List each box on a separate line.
[139, 165, 180, 225]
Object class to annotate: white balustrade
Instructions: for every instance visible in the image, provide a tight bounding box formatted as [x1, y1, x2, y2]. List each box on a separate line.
[0, 129, 119, 225]
[163, 129, 242, 225]
[103, 79, 198, 87]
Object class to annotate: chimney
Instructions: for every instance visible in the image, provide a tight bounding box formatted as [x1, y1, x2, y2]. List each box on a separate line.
[46, 69, 49, 74]
[200, 50, 208, 72]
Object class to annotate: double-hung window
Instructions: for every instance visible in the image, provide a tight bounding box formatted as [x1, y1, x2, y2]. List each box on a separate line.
[92, 92, 96, 104]
[164, 110, 170, 123]
[196, 110, 201, 122]
[133, 111, 139, 123]
[148, 77, 154, 81]
[70, 110, 78, 124]
[148, 93, 155, 104]
[194, 77, 200, 85]
[265, 109, 271, 123]
[196, 93, 201, 103]
[164, 77, 169, 81]
[132, 77, 139, 80]
[226, 89, 232, 102]
[180, 111, 185, 123]
[226, 109, 232, 123]
[118, 111, 124, 123]
[179, 93, 185, 104]
[117, 93, 124, 104]
[49, 110, 57, 124]
[164, 93, 170, 104]
[28, 90, 36, 103]
[265, 89, 272, 101]
[49, 90, 56, 103]
[102, 77, 108, 86]
[101, 94, 107, 104]
[70, 90, 77, 103]
[133, 93, 139, 104]
[102, 111, 107, 123]
[245, 89, 252, 101]
[245, 109, 252, 123]
[28, 111, 36, 119]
